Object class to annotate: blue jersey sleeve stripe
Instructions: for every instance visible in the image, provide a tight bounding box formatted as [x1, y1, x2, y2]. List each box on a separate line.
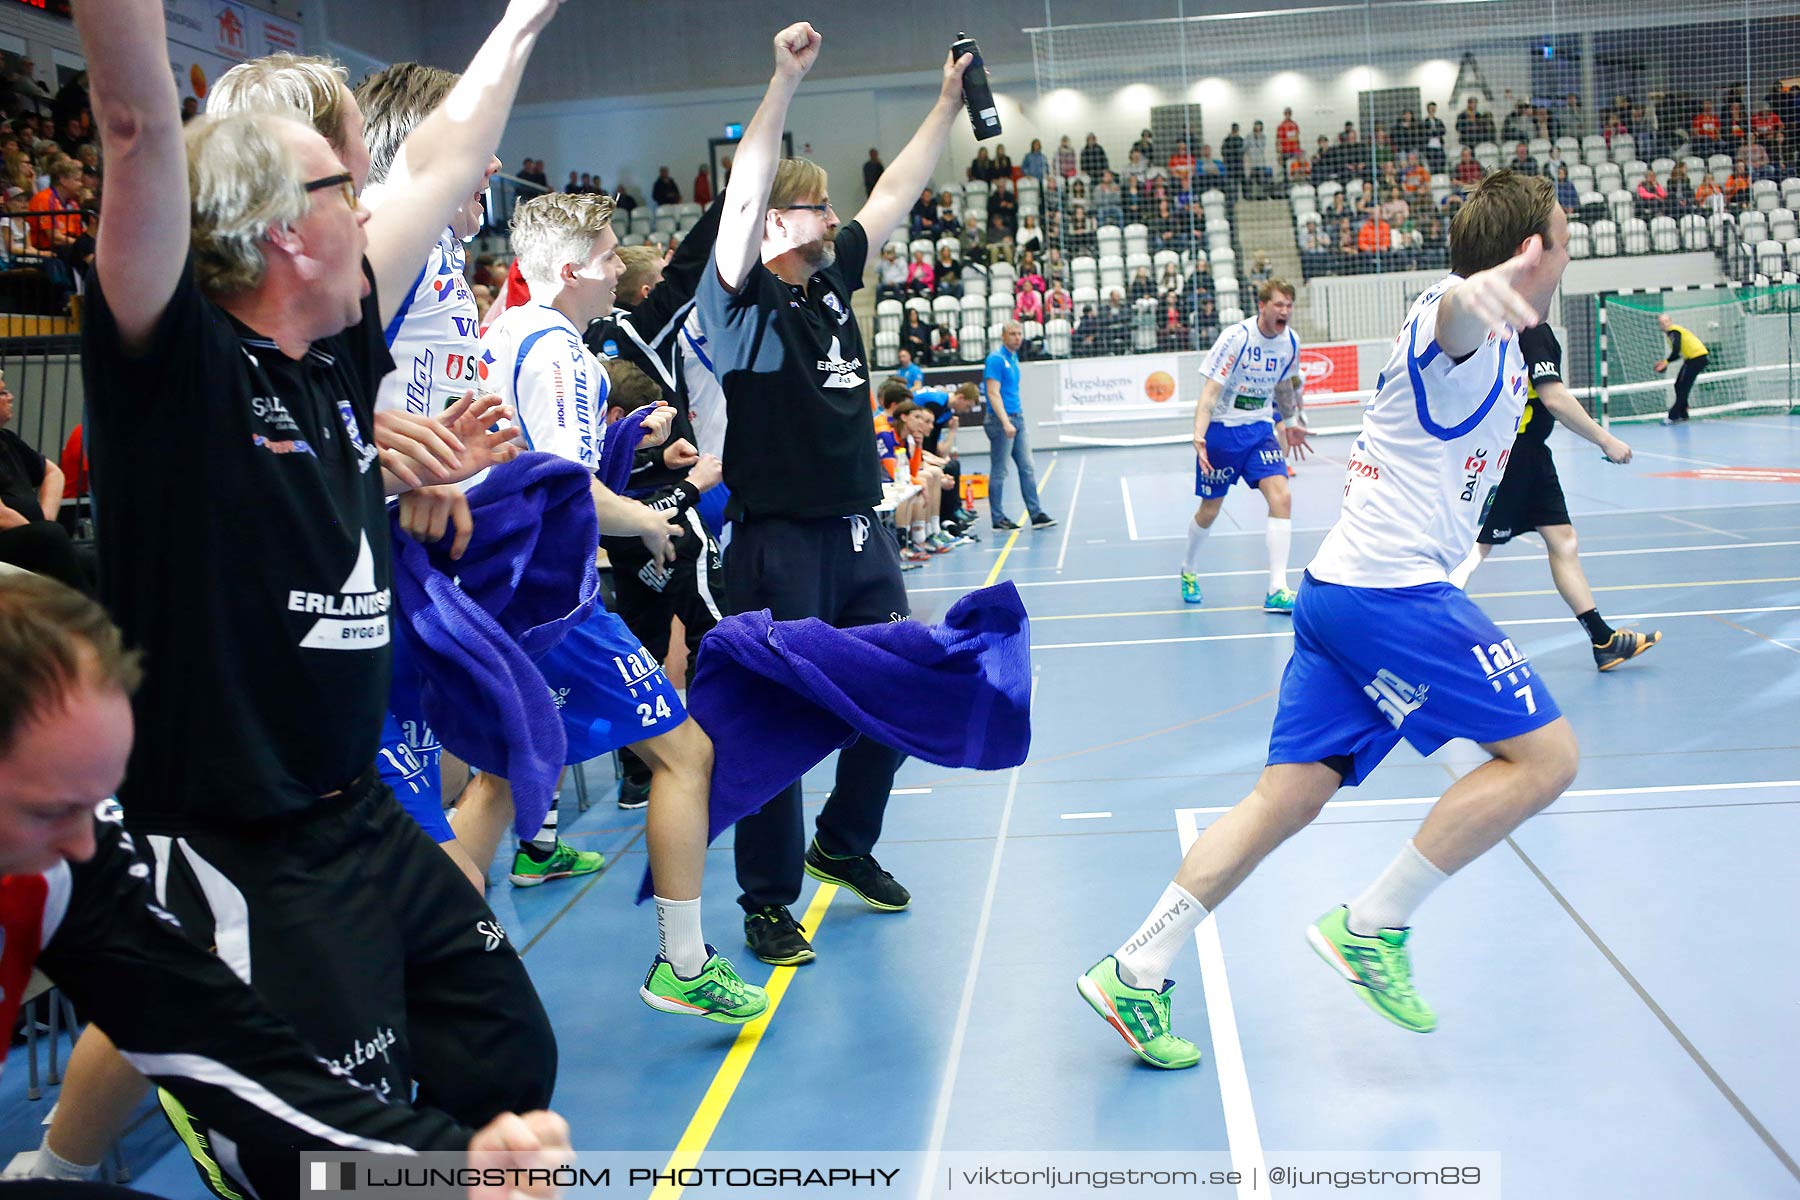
[383, 257, 431, 348]
[1406, 320, 1509, 441]
[511, 327, 561, 452]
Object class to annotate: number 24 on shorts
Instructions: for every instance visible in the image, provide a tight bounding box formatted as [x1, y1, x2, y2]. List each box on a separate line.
[638, 696, 674, 727]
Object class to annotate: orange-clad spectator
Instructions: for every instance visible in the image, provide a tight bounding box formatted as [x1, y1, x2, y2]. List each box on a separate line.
[1167, 140, 1194, 186]
[60, 424, 87, 499]
[1692, 105, 1720, 150]
[1356, 213, 1392, 253]
[1276, 108, 1300, 160]
[1287, 151, 1311, 183]
[1751, 105, 1783, 138]
[28, 160, 82, 252]
[1723, 161, 1750, 203]
[1401, 152, 1430, 195]
[1695, 175, 1722, 206]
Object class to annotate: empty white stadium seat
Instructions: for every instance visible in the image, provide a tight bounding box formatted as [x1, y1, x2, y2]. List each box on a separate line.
[1679, 214, 1710, 250]
[1649, 216, 1680, 253]
[1567, 221, 1591, 258]
[1044, 317, 1072, 358]
[1591, 219, 1618, 257]
[1622, 218, 1651, 254]
[876, 299, 903, 337]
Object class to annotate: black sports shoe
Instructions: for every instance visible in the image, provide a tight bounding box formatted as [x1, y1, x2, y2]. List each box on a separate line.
[804, 839, 911, 911]
[992, 517, 1021, 530]
[1030, 512, 1058, 529]
[617, 776, 650, 810]
[1594, 627, 1661, 671]
[744, 905, 815, 965]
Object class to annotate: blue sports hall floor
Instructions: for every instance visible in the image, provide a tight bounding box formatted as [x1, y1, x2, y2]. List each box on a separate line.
[7, 414, 1799, 1199]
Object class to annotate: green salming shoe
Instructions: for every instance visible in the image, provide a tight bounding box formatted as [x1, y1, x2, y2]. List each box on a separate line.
[1077, 956, 1202, 1070]
[640, 948, 769, 1024]
[1306, 905, 1437, 1033]
[1263, 587, 1297, 614]
[1181, 572, 1203, 604]
[508, 839, 605, 887]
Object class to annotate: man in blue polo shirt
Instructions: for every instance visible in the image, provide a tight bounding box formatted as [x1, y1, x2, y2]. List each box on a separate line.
[894, 348, 924, 390]
[982, 321, 1055, 530]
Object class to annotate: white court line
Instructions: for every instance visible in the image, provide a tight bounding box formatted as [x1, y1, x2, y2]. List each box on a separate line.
[1628, 447, 1739, 469]
[1124, 499, 1800, 542]
[1060, 811, 1112, 820]
[907, 538, 1800, 595]
[891, 788, 934, 796]
[1174, 778, 1800, 819]
[1055, 456, 1087, 573]
[917, 676, 1038, 1199]
[1119, 476, 1141, 541]
[1175, 808, 1263, 1200]
[1036, 603, 1800, 650]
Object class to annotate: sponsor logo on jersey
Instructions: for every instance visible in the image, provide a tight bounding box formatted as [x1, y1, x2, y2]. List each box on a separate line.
[477, 919, 508, 952]
[476, 348, 496, 380]
[1363, 668, 1428, 730]
[822, 291, 849, 324]
[816, 336, 866, 390]
[251, 433, 316, 457]
[290, 532, 390, 650]
[250, 394, 300, 434]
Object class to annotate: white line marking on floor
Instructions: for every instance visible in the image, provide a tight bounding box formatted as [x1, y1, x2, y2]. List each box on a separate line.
[1125, 498, 1800, 541]
[1120, 475, 1141, 542]
[1056, 456, 1087, 573]
[891, 788, 934, 795]
[917, 677, 1039, 1198]
[1036, 604, 1800, 650]
[1175, 807, 1263, 1200]
[1174, 778, 1800, 818]
[908, 538, 1800, 595]
[1060, 811, 1112, 820]
[1629, 447, 1739, 469]
[1659, 512, 1748, 540]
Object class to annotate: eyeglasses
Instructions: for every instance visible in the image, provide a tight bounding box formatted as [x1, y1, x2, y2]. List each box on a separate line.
[304, 172, 359, 211]
[783, 200, 834, 214]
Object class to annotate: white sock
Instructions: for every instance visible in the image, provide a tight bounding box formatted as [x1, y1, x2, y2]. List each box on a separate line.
[1114, 881, 1206, 990]
[10, 1134, 99, 1182]
[1448, 545, 1482, 590]
[911, 519, 929, 544]
[1265, 516, 1292, 592]
[526, 805, 558, 853]
[1347, 840, 1449, 935]
[1181, 519, 1211, 574]
[654, 894, 708, 977]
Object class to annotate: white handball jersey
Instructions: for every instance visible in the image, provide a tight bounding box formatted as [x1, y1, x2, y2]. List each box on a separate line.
[680, 308, 728, 461]
[1199, 318, 1301, 427]
[374, 224, 482, 417]
[478, 303, 611, 472]
[1308, 277, 1528, 588]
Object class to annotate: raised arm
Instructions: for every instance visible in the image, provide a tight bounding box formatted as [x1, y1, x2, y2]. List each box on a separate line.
[713, 24, 820, 292]
[366, 0, 563, 325]
[1434, 235, 1542, 359]
[75, 0, 187, 353]
[853, 49, 972, 271]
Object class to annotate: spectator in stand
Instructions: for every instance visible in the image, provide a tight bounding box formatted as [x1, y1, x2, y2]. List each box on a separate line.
[0, 368, 84, 589]
[1554, 165, 1578, 215]
[1298, 215, 1330, 279]
[992, 175, 1018, 233]
[1601, 108, 1629, 147]
[27, 159, 88, 281]
[1016, 250, 1045, 295]
[933, 243, 962, 297]
[1501, 101, 1533, 146]
[1016, 212, 1042, 253]
[1124, 147, 1148, 181]
[1245, 250, 1273, 290]
[1122, 175, 1150, 225]
[1067, 202, 1097, 256]
[902, 307, 933, 364]
[1664, 161, 1694, 214]
[1419, 101, 1447, 172]
[993, 143, 1014, 177]
[1380, 186, 1409, 227]
[1509, 141, 1538, 176]
[969, 145, 995, 181]
[1726, 99, 1748, 147]
[1191, 295, 1220, 348]
[1080, 132, 1109, 178]
[1561, 92, 1587, 138]
[936, 194, 957, 237]
[1167, 138, 1194, 188]
[1021, 137, 1047, 183]
[1014, 281, 1043, 323]
[1692, 103, 1720, 157]
[876, 244, 905, 300]
[1277, 108, 1301, 163]
[1629, 104, 1659, 160]
[1245, 120, 1273, 198]
[1195, 143, 1225, 191]
[652, 165, 680, 207]
[1744, 137, 1776, 181]
[1157, 260, 1181, 295]
[1131, 128, 1155, 164]
[1309, 135, 1334, 186]
[863, 147, 884, 195]
[1150, 195, 1180, 254]
[1724, 158, 1750, 205]
[1694, 171, 1722, 209]
[1634, 168, 1667, 217]
[1457, 96, 1493, 147]
[692, 162, 712, 204]
[1157, 292, 1186, 350]
[1055, 135, 1078, 178]
[894, 349, 924, 389]
[1391, 109, 1420, 159]
[1100, 289, 1130, 354]
[1287, 146, 1311, 186]
[1401, 149, 1430, 196]
[521, 157, 550, 191]
[1356, 208, 1391, 265]
[1, 185, 66, 293]
[1046, 279, 1073, 320]
[1452, 145, 1483, 189]
[906, 249, 934, 297]
[571, 170, 590, 192]
[1220, 123, 1245, 198]
[909, 186, 937, 236]
[1094, 169, 1123, 226]
[1128, 264, 1156, 304]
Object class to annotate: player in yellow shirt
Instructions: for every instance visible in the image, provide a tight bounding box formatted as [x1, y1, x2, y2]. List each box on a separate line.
[1652, 314, 1709, 424]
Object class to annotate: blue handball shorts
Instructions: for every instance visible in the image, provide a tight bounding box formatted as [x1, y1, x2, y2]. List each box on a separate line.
[1197, 420, 1288, 499]
[1266, 572, 1564, 786]
[376, 629, 451, 842]
[536, 604, 687, 764]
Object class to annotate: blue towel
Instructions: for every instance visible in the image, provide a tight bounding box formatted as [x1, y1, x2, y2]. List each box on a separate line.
[389, 453, 600, 837]
[637, 583, 1032, 901]
[596, 405, 653, 497]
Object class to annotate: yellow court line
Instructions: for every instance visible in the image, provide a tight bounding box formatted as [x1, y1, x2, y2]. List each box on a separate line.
[1029, 575, 1800, 623]
[981, 457, 1058, 588]
[649, 882, 839, 1200]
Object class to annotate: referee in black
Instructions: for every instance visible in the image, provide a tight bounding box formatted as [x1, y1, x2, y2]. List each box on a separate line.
[696, 21, 973, 964]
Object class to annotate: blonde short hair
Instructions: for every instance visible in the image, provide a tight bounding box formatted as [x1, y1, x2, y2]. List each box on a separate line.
[510, 191, 617, 287]
[353, 62, 458, 186]
[185, 113, 309, 296]
[768, 157, 827, 212]
[614, 244, 663, 304]
[208, 53, 352, 153]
